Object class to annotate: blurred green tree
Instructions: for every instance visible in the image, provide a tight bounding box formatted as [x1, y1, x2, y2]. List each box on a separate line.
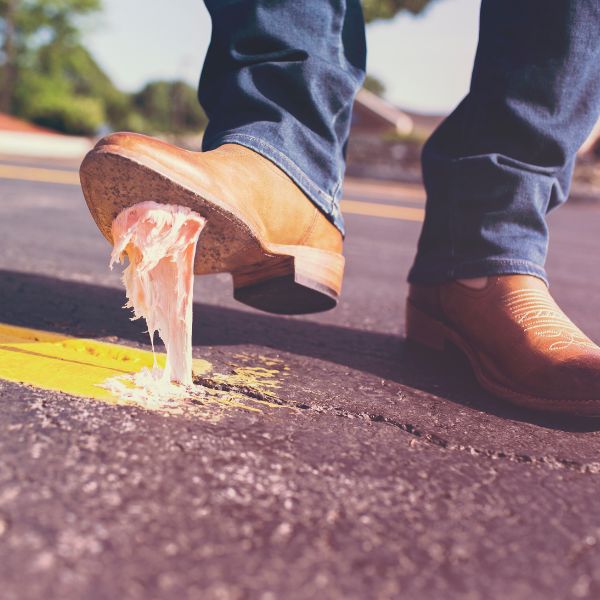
[0, 0, 19, 112]
[0, 0, 107, 133]
[0, 0, 101, 108]
[363, 74, 386, 97]
[361, 0, 439, 22]
[133, 81, 207, 134]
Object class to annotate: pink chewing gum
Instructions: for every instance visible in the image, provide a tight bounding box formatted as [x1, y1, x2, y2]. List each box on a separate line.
[109, 201, 206, 386]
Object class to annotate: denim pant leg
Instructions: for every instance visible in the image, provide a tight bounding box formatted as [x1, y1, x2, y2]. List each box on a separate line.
[408, 0, 600, 285]
[199, 0, 366, 235]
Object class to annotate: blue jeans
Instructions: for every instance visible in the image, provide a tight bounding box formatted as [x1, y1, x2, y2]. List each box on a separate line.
[199, 1, 600, 284]
[409, 0, 600, 284]
[199, 0, 366, 234]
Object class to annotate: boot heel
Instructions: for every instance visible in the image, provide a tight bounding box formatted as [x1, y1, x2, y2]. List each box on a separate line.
[232, 245, 345, 315]
[405, 300, 448, 351]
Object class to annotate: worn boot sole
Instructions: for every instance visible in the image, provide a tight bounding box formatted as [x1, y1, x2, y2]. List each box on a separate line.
[405, 299, 600, 416]
[80, 145, 344, 315]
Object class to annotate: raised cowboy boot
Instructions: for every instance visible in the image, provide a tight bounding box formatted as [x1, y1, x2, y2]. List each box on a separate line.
[80, 132, 344, 315]
[406, 275, 600, 415]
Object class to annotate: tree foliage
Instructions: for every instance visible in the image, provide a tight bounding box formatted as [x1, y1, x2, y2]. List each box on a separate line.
[1, 0, 104, 132]
[361, 0, 438, 23]
[1, 0, 102, 87]
[133, 81, 207, 135]
[363, 74, 386, 97]
[1, 1, 208, 135]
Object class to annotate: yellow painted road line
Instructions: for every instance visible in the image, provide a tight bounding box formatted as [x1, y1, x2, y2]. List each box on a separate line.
[0, 163, 425, 222]
[0, 163, 80, 185]
[0, 323, 209, 402]
[341, 199, 424, 222]
[344, 180, 425, 203]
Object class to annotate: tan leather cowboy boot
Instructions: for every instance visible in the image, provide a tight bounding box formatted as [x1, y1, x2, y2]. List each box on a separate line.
[406, 275, 600, 415]
[79, 132, 343, 315]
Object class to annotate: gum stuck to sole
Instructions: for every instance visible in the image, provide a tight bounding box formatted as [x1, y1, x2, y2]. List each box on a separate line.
[80, 146, 344, 315]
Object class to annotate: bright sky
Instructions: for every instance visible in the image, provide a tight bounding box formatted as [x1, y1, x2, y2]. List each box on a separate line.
[86, 0, 481, 115]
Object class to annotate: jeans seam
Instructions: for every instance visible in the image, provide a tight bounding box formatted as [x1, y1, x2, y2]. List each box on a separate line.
[409, 257, 548, 284]
[453, 258, 545, 268]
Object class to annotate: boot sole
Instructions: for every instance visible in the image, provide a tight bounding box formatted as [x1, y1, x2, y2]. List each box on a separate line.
[405, 299, 600, 416]
[79, 145, 344, 315]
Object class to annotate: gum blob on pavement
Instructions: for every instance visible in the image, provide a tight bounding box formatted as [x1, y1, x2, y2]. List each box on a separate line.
[101, 201, 206, 406]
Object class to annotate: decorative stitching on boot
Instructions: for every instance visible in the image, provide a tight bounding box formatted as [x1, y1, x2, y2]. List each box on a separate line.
[504, 289, 597, 351]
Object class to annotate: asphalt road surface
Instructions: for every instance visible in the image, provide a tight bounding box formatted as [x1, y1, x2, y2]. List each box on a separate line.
[2, 155, 600, 600]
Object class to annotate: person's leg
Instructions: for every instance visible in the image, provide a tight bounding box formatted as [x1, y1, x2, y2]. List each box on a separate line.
[405, 1, 600, 415]
[409, 0, 600, 284]
[199, 0, 366, 235]
[81, 1, 366, 316]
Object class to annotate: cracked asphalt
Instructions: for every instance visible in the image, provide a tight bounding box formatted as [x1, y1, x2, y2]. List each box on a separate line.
[2, 156, 600, 599]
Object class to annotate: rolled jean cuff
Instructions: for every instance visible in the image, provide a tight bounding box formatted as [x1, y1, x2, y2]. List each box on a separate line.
[407, 257, 548, 286]
[202, 133, 346, 235]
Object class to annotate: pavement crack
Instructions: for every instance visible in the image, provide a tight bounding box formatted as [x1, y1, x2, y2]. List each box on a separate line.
[193, 376, 284, 404]
[361, 410, 600, 475]
[193, 374, 600, 475]
[281, 396, 600, 475]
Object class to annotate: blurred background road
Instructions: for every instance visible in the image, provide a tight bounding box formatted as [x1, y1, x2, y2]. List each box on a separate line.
[3, 155, 600, 600]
